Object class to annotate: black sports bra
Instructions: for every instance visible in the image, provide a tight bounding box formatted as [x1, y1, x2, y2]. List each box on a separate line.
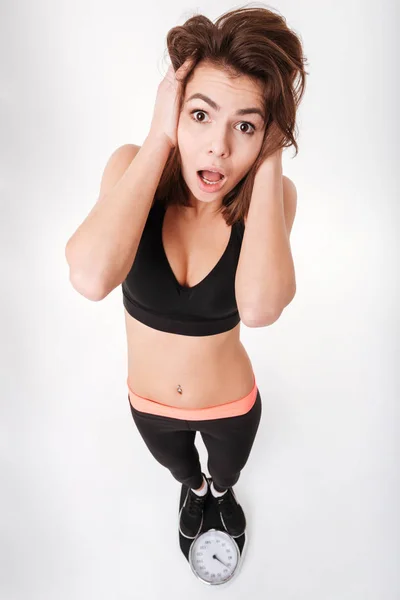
[121, 200, 245, 336]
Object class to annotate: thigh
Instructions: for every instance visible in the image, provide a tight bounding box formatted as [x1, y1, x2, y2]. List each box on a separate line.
[128, 399, 198, 465]
[198, 388, 262, 469]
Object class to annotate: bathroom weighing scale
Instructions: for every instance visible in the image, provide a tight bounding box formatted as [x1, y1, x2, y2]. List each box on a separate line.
[178, 476, 248, 586]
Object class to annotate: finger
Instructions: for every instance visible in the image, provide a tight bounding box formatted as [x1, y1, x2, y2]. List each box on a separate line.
[175, 57, 194, 81]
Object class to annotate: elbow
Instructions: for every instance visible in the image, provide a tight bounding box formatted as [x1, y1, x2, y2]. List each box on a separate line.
[242, 309, 282, 328]
[66, 243, 108, 301]
[69, 269, 106, 302]
[242, 291, 296, 327]
[65, 240, 124, 301]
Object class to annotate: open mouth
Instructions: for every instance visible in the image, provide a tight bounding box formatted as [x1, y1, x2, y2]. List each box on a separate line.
[196, 170, 226, 191]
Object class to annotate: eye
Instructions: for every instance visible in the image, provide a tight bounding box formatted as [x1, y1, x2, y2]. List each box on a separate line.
[189, 109, 256, 136]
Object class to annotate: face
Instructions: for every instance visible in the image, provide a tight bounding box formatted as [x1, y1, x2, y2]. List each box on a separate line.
[177, 62, 266, 215]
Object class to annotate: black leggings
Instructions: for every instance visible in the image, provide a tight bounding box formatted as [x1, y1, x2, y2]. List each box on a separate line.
[128, 389, 262, 492]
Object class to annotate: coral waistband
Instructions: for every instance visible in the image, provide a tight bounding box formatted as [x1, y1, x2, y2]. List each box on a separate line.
[127, 374, 257, 421]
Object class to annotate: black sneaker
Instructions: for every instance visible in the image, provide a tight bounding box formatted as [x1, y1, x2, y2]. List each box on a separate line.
[179, 473, 209, 539]
[213, 484, 246, 538]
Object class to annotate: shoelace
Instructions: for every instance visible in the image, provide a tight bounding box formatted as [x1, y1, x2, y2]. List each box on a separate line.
[216, 490, 235, 517]
[187, 490, 207, 516]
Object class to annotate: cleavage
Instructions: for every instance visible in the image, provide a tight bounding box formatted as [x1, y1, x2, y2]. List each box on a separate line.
[161, 205, 233, 290]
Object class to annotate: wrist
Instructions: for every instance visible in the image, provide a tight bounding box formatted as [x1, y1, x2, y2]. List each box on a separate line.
[145, 131, 175, 153]
[256, 159, 282, 182]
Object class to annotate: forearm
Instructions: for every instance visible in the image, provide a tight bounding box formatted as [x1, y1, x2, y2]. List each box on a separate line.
[66, 134, 172, 298]
[235, 161, 296, 323]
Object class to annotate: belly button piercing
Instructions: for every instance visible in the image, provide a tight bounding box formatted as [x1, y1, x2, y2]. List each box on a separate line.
[177, 384, 183, 394]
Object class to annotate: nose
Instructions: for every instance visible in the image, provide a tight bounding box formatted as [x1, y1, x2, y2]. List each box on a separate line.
[208, 126, 230, 158]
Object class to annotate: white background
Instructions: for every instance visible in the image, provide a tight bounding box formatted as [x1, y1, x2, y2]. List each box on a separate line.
[1, 0, 399, 598]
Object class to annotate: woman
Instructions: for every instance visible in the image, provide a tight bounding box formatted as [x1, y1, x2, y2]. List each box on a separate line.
[66, 5, 307, 541]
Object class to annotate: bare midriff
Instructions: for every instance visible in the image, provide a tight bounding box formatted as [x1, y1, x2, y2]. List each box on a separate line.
[124, 308, 255, 410]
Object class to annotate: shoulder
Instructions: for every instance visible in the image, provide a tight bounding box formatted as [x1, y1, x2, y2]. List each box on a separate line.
[282, 176, 297, 237]
[282, 175, 297, 201]
[99, 144, 141, 198]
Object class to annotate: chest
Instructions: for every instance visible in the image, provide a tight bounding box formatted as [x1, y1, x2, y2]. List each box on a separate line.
[161, 206, 234, 290]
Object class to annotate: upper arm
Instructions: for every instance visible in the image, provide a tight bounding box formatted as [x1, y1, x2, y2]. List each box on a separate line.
[98, 143, 141, 198]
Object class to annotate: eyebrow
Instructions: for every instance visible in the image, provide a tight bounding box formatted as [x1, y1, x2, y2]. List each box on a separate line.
[186, 93, 265, 121]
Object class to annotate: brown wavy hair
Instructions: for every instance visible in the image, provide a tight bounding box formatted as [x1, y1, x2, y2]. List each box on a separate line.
[154, 3, 309, 226]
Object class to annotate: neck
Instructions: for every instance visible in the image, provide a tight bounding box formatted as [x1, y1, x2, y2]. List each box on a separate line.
[184, 198, 223, 221]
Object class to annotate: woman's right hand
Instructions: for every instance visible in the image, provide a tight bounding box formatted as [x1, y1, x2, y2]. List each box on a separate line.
[149, 58, 195, 150]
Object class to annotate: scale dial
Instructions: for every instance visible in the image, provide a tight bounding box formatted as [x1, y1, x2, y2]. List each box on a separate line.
[188, 528, 240, 585]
